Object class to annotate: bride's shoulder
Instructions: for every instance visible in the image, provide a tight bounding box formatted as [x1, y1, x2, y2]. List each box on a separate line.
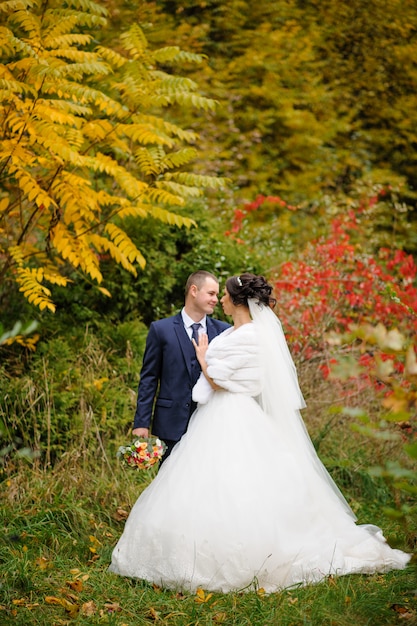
[243, 321, 258, 337]
[209, 323, 258, 358]
[229, 322, 257, 344]
[235, 321, 256, 334]
[212, 322, 255, 344]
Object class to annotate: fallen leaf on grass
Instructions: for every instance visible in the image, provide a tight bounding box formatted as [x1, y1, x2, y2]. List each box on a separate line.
[81, 600, 97, 616]
[35, 556, 53, 570]
[114, 508, 129, 521]
[87, 554, 100, 564]
[148, 606, 160, 621]
[104, 601, 121, 613]
[58, 590, 78, 603]
[9, 599, 40, 610]
[45, 596, 69, 605]
[391, 604, 416, 620]
[88, 535, 102, 559]
[25, 602, 41, 610]
[195, 587, 213, 603]
[66, 579, 83, 592]
[89, 535, 102, 546]
[68, 571, 89, 582]
[45, 596, 79, 618]
[213, 612, 228, 622]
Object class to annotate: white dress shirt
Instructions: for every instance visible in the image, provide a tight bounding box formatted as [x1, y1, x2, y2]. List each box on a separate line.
[181, 308, 207, 340]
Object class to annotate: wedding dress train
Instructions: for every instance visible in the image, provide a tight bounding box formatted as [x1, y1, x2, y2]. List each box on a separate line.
[109, 321, 410, 592]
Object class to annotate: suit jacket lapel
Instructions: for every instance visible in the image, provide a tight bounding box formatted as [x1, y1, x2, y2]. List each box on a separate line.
[206, 317, 218, 342]
[173, 313, 194, 379]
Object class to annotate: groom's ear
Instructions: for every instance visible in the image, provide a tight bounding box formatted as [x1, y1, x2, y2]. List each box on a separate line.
[189, 284, 198, 298]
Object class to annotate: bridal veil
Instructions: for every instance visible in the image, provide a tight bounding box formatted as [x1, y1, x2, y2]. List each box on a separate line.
[248, 299, 356, 520]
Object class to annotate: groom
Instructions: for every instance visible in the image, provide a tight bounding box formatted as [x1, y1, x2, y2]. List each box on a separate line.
[132, 270, 230, 462]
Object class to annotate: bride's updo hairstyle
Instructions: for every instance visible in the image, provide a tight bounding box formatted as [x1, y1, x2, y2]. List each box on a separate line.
[225, 273, 273, 307]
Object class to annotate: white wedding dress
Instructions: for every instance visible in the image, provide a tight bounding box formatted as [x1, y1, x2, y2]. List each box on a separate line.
[109, 320, 410, 593]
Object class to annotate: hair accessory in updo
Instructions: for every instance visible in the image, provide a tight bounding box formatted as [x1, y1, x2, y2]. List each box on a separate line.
[226, 273, 273, 308]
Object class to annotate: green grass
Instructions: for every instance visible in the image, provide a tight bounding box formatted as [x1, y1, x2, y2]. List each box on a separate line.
[1, 457, 416, 626]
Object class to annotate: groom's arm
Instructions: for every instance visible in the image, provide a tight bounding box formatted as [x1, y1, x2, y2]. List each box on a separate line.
[132, 323, 162, 432]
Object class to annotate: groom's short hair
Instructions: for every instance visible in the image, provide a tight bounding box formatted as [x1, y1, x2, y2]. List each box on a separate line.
[185, 270, 218, 297]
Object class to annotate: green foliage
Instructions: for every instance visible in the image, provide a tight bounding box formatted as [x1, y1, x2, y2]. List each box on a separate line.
[0, 318, 148, 464]
[32, 198, 260, 326]
[326, 323, 417, 541]
[132, 0, 417, 243]
[312, 0, 417, 192]
[0, 5, 416, 619]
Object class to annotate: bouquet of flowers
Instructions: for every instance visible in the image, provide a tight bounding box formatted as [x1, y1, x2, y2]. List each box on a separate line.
[117, 437, 166, 470]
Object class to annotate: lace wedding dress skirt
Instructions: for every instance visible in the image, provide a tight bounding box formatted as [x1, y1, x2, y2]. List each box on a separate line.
[109, 325, 410, 593]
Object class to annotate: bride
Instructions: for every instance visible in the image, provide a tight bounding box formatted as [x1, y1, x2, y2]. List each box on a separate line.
[109, 273, 410, 593]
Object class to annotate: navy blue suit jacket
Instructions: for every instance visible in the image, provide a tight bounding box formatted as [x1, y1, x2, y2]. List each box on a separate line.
[133, 313, 230, 441]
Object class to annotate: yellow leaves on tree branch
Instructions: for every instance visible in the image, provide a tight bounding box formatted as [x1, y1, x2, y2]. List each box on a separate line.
[0, 1, 228, 313]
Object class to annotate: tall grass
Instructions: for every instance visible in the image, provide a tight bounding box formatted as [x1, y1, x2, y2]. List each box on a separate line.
[1, 326, 416, 624]
[0, 319, 148, 465]
[1, 454, 416, 626]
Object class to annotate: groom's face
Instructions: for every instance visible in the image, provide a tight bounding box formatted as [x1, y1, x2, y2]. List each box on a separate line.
[194, 278, 219, 315]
